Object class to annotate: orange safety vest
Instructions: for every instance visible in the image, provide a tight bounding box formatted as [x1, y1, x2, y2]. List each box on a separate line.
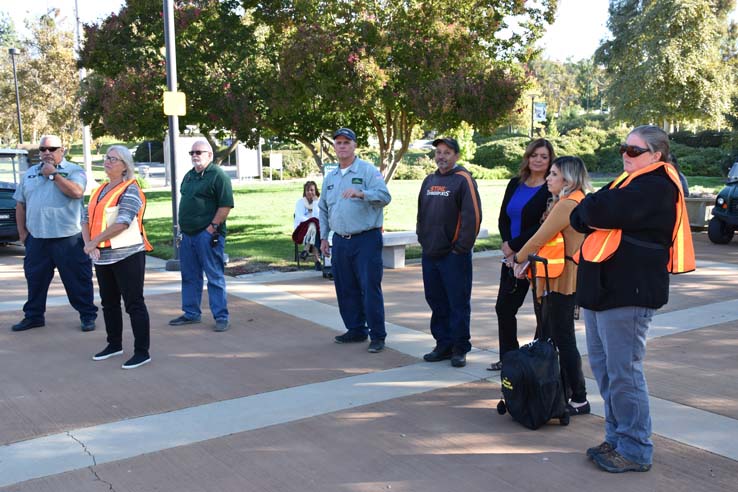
[575, 161, 695, 273]
[88, 179, 153, 251]
[528, 190, 585, 279]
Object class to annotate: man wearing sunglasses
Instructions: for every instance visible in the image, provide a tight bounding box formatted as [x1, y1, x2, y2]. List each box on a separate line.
[11, 134, 98, 332]
[169, 140, 234, 332]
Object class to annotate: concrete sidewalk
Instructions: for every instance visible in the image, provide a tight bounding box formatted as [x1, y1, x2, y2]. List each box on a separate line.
[0, 233, 737, 491]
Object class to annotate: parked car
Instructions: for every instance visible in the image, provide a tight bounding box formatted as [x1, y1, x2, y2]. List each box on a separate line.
[0, 149, 30, 245]
[708, 162, 738, 244]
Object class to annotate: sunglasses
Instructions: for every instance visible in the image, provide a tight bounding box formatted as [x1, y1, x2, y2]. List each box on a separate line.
[38, 146, 60, 153]
[619, 144, 651, 158]
[189, 150, 209, 156]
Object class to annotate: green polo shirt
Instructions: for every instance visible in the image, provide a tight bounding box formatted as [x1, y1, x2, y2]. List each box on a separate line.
[178, 163, 234, 236]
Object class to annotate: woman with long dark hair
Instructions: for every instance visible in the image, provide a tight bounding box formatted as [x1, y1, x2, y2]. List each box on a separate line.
[489, 138, 554, 371]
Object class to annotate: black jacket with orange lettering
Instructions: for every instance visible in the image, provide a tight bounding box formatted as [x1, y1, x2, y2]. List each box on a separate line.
[416, 165, 482, 257]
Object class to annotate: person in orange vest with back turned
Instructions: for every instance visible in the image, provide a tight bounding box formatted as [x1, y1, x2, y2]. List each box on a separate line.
[570, 125, 695, 474]
[512, 156, 592, 417]
[83, 145, 153, 370]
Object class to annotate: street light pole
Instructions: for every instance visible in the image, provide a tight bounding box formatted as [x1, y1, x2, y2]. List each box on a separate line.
[530, 94, 535, 139]
[163, 0, 181, 271]
[8, 48, 24, 144]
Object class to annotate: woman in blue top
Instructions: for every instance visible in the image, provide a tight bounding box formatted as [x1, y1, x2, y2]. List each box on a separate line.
[489, 138, 553, 371]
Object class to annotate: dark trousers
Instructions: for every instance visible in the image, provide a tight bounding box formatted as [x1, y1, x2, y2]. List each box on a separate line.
[422, 251, 473, 354]
[23, 233, 97, 323]
[541, 292, 587, 402]
[331, 228, 386, 340]
[494, 264, 540, 357]
[95, 252, 150, 356]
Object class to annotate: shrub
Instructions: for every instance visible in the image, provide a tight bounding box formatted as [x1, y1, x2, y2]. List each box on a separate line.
[134, 141, 163, 163]
[671, 143, 731, 176]
[464, 163, 512, 179]
[472, 137, 530, 170]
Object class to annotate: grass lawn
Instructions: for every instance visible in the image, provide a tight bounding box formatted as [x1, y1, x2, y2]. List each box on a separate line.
[139, 173, 724, 274]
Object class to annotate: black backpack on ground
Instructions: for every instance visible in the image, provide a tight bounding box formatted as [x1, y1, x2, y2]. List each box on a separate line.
[496, 255, 570, 429]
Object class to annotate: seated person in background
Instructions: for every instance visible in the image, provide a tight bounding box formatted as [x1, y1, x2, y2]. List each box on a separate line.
[292, 180, 321, 269]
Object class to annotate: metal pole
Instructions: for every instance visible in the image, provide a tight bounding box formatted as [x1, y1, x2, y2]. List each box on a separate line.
[530, 95, 535, 139]
[163, 0, 181, 270]
[8, 48, 24, 144]
[74, 0, 95, 192]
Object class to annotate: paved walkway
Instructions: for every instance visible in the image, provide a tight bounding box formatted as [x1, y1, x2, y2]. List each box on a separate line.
[0, 232, 737, 491]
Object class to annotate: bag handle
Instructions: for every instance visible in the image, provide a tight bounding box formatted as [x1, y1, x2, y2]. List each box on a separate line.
[528, 254, 552, 341]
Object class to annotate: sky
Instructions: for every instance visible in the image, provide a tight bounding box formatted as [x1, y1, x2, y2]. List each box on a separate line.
[3, 0, 737, 62]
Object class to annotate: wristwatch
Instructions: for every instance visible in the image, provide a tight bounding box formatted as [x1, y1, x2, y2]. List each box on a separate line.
[210, 222, 219, 231]
[48, 172, 59, 181]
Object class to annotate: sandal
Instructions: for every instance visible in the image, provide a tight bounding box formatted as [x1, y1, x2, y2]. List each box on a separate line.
[486, 360, 503, 371]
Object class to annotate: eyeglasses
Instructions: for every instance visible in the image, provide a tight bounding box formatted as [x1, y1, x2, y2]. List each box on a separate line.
[189, 150, 210, 156]
[38, 146, 60, 153]
[619, 144, 651, 158]
[104, 155, 122, 163]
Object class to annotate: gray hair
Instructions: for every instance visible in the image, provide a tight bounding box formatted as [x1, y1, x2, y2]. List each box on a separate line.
[107, 145, 136, 180]
[630, 125, 669, 162]
[192, 139, 213, 153]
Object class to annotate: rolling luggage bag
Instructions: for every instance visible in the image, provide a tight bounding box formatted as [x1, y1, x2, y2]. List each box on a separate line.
[496, 254, 569, 429]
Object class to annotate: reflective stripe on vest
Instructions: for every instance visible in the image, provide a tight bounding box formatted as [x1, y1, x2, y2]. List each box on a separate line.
[529, 190, 585, 279]
[88, 179, 153, 250]
[576, 162, 695, 273]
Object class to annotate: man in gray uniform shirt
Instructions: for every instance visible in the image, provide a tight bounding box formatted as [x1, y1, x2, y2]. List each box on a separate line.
[319, 128, 391, 353]
[12, 134, 97, 332]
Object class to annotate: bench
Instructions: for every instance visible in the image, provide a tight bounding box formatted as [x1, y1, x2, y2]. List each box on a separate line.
[382, 228, 490, 269]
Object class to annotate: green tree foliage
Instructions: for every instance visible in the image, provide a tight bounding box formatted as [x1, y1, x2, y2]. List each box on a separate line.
[80, 0, 261, 149]
[80, 0, 556, 180]
[251, 0, 557, 179]
[0, 11, 80, 145]
[596, 0, 734, 128]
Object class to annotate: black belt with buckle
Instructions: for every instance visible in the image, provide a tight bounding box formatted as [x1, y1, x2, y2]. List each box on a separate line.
[337, 228, 378, 240]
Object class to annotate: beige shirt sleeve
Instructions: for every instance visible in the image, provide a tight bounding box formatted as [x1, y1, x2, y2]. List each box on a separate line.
[516, 198, 578, 263]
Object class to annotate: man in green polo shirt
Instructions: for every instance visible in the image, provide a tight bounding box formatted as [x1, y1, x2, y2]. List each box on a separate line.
[169, 140, 234, 332]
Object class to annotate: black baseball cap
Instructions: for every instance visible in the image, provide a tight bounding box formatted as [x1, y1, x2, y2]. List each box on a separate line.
[432, 137, 460, 154]
[333, 128, 357, 141]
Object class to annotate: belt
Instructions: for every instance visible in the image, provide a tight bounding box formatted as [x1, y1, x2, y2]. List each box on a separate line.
[336, 228, 378, 240]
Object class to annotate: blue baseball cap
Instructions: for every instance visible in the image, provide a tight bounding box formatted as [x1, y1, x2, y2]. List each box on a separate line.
[333, 128, 357, 141]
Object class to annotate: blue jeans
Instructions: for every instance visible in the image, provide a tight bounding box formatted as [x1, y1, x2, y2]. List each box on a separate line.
[421, 251, 472, 354]
[179, 230, 228, 322]
[23, 233, 97, 323]
[584, 306, 654, 465]
[331, 228, 385, 340]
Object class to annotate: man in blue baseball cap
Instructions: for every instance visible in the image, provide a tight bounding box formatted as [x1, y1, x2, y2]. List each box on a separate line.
[319, 128, 392, 353]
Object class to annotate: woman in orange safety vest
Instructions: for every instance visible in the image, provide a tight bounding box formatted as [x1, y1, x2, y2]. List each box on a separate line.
[82, 145, 153, 370]
[569, 125, 695, 474]
[512, 156, 592, 417]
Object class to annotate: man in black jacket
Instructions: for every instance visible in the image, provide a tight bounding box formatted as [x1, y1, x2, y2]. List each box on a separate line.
[417, 138, 482, 367]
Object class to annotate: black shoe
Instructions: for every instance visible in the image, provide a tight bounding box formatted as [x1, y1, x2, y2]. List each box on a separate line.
[81, 319, 96, 332]
[451, 352, 467, 367]
[299, 250, 309, 260]
[122, 353, 151, 369]
[11, 318, 44, 332]
[334, 331, 368, 343]
[567, 401, 591, 416]
[586, 441, 615, 460]
[214, 319, 230, 332]
[367, 340, 385, 353]
[314, 261, 322, 271]
[168, 315, 201, 326]
[486, 360, 503, 371]
[92, 345, 123, 361]
[423, 347, 452, 362]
